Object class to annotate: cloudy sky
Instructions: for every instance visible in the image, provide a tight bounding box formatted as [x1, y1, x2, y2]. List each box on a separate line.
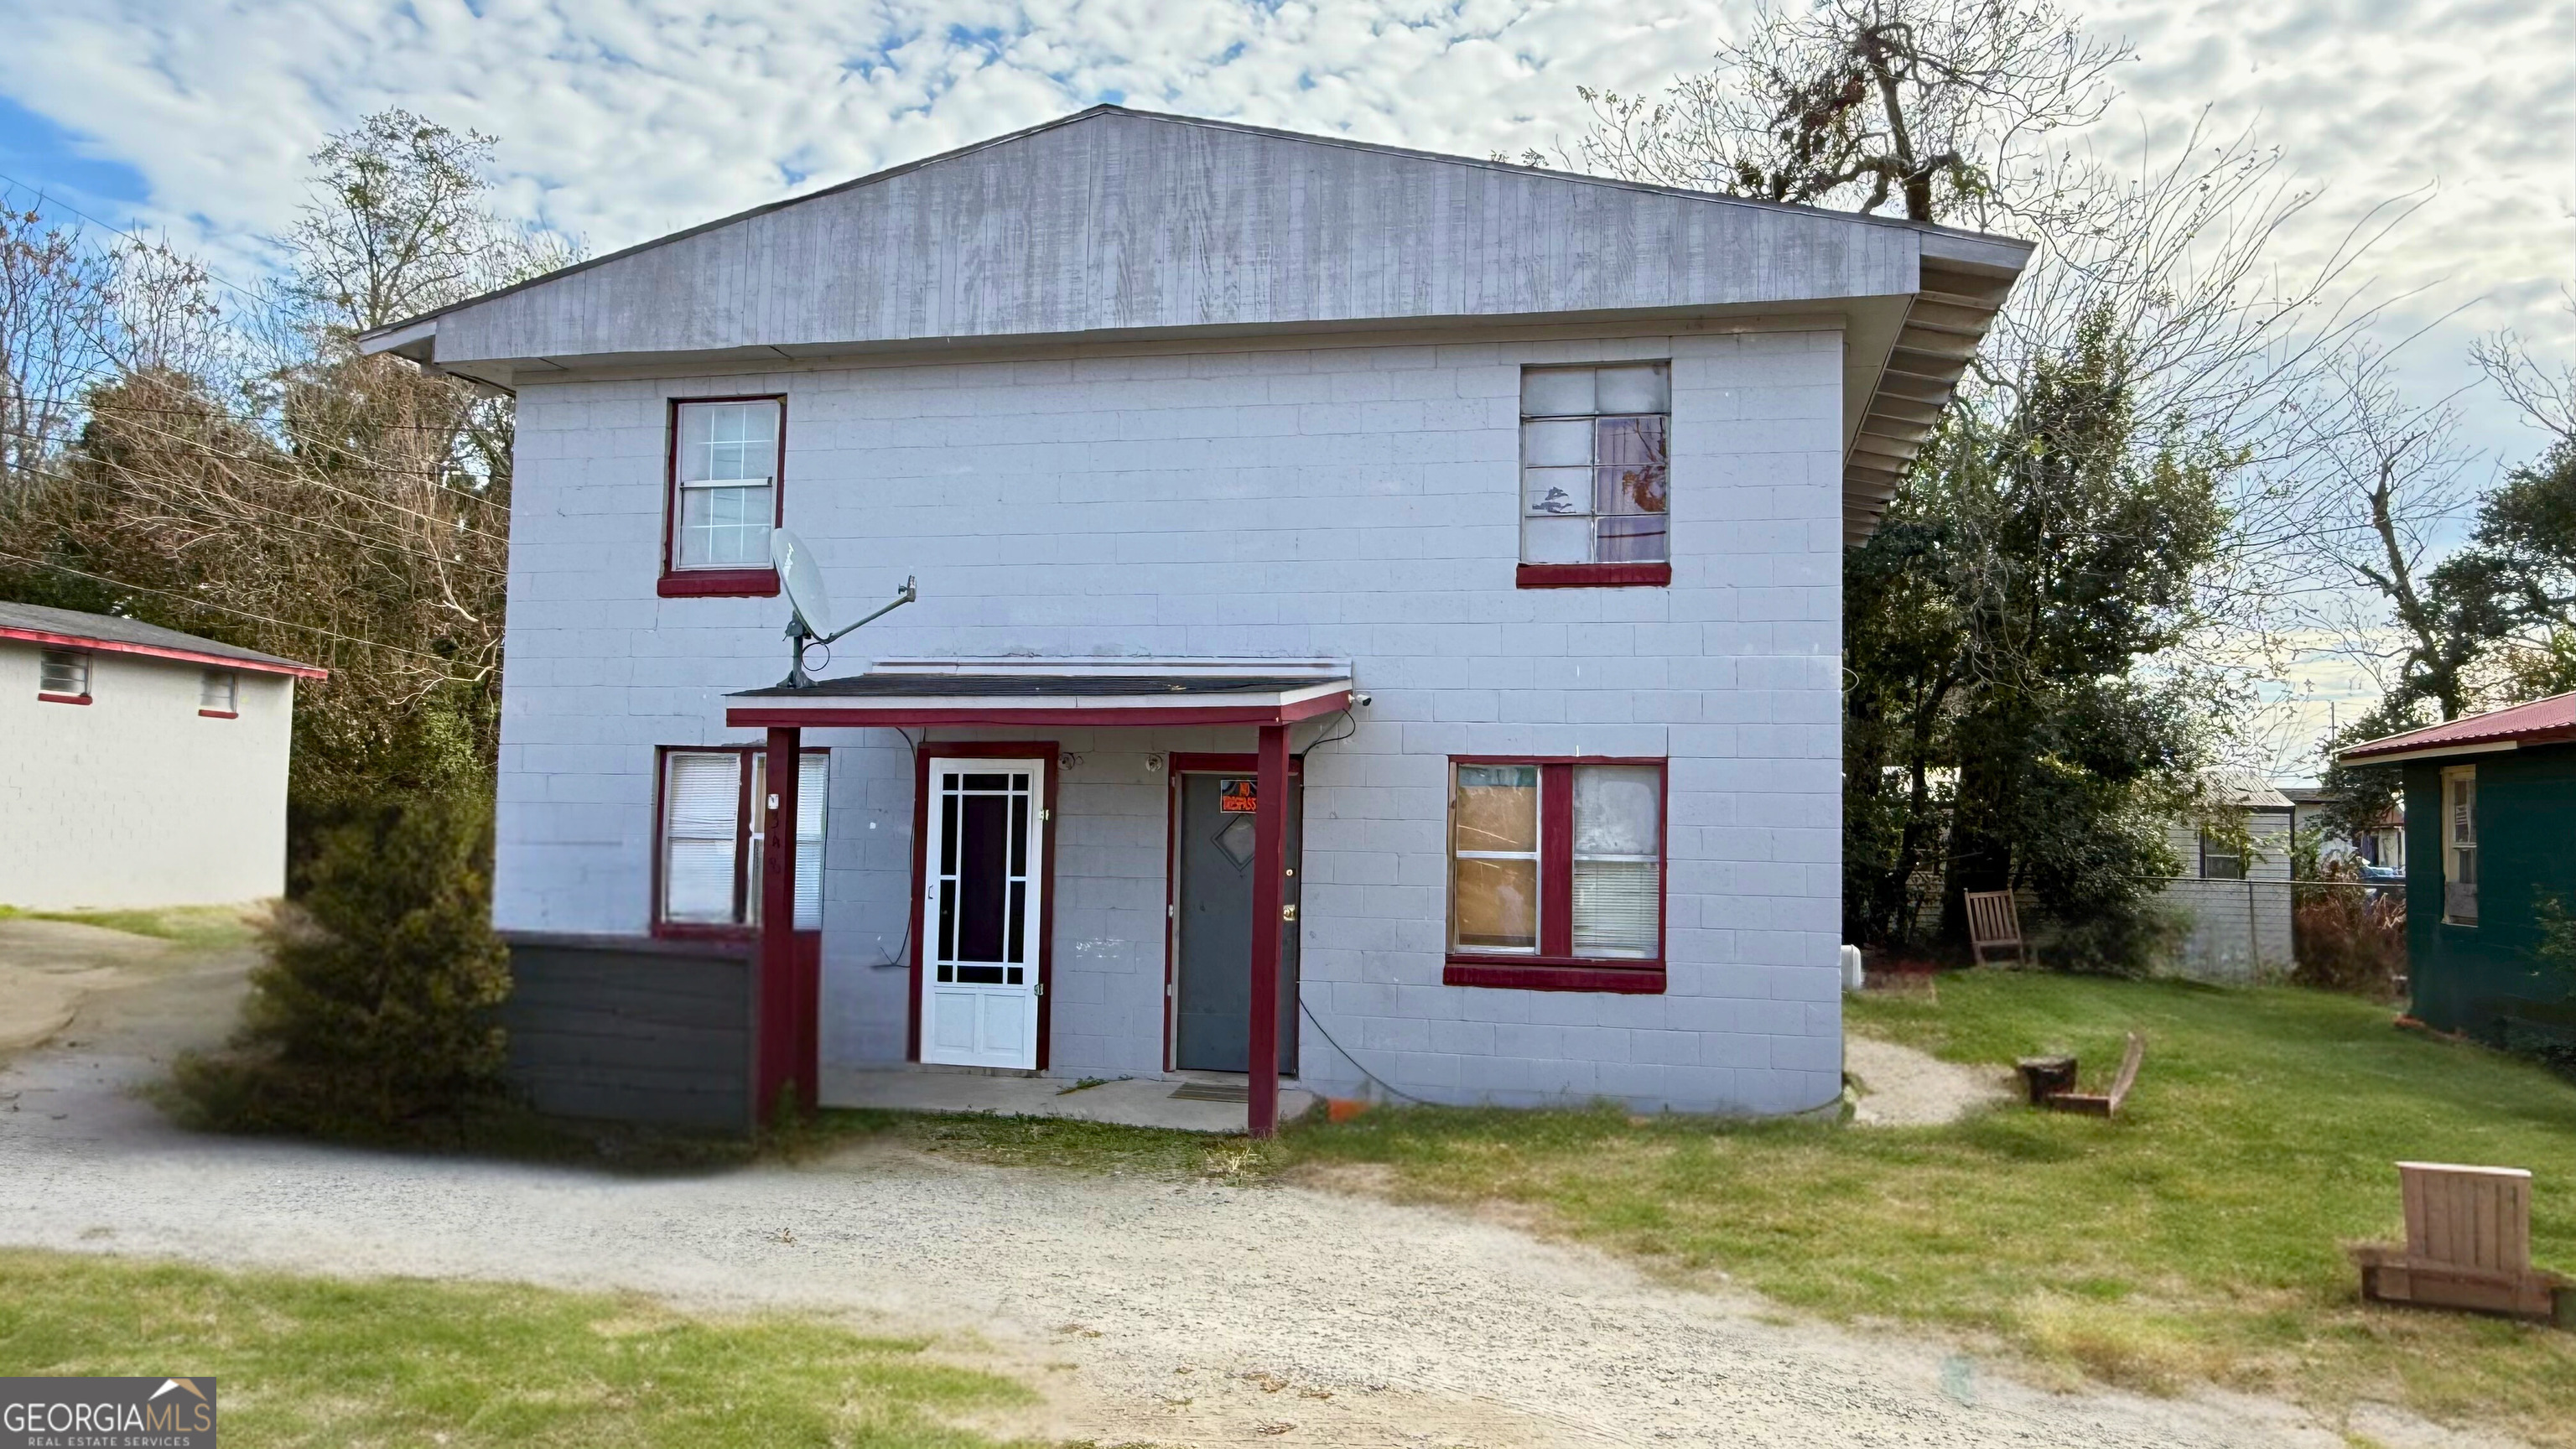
[3, 0, 2568, 768]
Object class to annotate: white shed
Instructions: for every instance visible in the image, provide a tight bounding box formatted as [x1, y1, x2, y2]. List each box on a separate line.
[0, 601, 323, 911]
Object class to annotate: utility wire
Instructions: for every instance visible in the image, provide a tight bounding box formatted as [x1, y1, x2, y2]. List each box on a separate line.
[4, 447, 510, 580]
[0, 169, 270, 309]
[0, 548, 486, 675]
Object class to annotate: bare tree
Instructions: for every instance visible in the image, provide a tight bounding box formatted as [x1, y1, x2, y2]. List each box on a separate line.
[0, 200, 115, 483]
[1543, 0, 2128, 227]
[2472, 291, 2576, 449]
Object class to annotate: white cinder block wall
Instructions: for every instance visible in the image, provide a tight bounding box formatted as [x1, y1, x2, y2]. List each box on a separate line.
[0, 644, 295, 909]
[496, 325, 1847, 1114]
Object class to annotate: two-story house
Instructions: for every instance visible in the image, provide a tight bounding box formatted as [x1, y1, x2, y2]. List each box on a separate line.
[360, 106, 2029, 1133]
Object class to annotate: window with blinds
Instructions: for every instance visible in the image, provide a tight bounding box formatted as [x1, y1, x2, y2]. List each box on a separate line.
[39, 648, 89, 699]
[1447, 757, 1664, 969]
[2441, 764, 2477, 925]
[200, 669, 239, 714]
[658, 747, 827, 930]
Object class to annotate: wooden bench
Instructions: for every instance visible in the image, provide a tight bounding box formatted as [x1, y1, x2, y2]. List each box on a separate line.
[1964, 890, 2033, 966]
[2021, 1031, 2143, 1116]
[2349, 1162, 2573, 1323]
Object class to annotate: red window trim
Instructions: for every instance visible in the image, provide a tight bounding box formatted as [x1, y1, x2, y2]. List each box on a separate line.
[1443, 755, 1668, 993]
[907, 740, 1062, 1069]
[38, 693, 91, 706]
[648, 743, 826, 939]
[659, 394, 787, 597]
[198, 709, 238, 719]
[1516, 562, 1671, 589]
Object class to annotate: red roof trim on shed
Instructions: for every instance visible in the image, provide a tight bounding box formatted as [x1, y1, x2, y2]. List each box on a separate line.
[0, 626, 328, 680]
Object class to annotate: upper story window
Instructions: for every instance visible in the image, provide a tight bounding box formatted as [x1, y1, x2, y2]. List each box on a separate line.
[1445, 757, 1666, 993]
[200, 669, 239, 716]
[1519, 363, 1670, 588]
[38, 647, 91, 703]
[662, 397, 785, 597]
[657, 746, 826, 932]
[2442, 765, 2477, 925]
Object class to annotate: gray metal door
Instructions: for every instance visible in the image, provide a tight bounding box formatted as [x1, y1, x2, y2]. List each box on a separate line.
[1173, 771, 1298, 1074]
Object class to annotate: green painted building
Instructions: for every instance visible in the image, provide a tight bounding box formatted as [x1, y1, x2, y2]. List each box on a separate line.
[2342, 693, 2576, 1045]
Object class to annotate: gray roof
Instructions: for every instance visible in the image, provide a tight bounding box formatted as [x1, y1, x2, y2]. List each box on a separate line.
[0, 600, 323, 676]
[359, 106, 2032, 543]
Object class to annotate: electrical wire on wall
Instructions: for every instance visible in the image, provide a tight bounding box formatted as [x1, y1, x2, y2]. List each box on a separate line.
[1281, 702, 1433, 1104]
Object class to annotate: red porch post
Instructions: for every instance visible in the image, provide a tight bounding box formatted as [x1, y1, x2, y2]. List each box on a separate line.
[756, 724, 803, 1123]
[1248, 722, 1289, 1139]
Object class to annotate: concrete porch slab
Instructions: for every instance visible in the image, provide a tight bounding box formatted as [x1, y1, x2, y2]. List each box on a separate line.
[822, 1067, 1318, 1135]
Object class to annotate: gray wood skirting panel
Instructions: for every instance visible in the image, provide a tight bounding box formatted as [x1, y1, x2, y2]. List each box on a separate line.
[501, 933, 756, 1136]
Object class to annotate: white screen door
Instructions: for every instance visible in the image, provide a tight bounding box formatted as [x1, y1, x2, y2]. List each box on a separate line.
[921, 758, 1046, 1068]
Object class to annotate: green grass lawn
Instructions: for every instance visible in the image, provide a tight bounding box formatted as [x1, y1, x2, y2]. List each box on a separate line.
[0, 903, 262, 951]
[1275, 972, 2576, 1443]
[0, 1250, 1036, 1448]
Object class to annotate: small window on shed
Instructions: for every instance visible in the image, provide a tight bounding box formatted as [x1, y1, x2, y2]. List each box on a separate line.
[2199, 830, 2245, 880]
[200, 669, 239, 714]
[2442, 765, 2477, 925]
[39, 648, 90, 700]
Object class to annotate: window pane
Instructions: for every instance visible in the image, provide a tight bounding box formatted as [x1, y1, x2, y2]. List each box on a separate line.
[1455, 765, 1539, 852]
[1595, 414, 1665, 467]
[1520, 367, 1596, 417]
[1596, 515, 1669, 562]
[1597, 463, 1669, 515]
[678, 401, 777, 483]
[677, 482, 773, 568]
[794, 752, 828, 930]
[1573, 766, 1660, 855]
[1455, 858, 1540, 951]
[1524, 467, 1592, 517]
[1520, 516, 1592, 564]
[1521, 418, 1593, 467]
[1572, 859, 1659, 958]
[664, 839, 739, 922]
[39, 649, 86, 696]
[1595, 363, 1669, 414]
[955, 793, 1010, 961]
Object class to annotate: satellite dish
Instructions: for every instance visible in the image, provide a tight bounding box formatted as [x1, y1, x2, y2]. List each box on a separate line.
[773, 530, 834, 638]
[769, 529, 918, 689]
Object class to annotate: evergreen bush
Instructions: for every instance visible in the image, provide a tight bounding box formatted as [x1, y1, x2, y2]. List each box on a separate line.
[175, 792, 512, 1139]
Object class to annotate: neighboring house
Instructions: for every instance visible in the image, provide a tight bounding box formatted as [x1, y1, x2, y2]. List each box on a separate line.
[356, 106, 2032, 1128]
[0, 601, 323, 911]
[2281, 784, 2405, 875]
[2340, 693, 2576, 1042]
[2156, 771, 2295, 980]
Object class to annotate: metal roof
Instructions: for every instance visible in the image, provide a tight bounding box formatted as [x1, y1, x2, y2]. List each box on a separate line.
[2337, 693, 2576, 765]
[0, 600, 326, 679]
[724, 660, 1353, 729]
[356, 106, 2031, 545]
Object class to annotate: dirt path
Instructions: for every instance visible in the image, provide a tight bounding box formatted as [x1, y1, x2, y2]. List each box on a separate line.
[0, 933, 2511, 1448]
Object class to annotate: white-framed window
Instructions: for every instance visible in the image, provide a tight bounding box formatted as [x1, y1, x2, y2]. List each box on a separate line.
[200, 669, 238, 714]
[657, 746, 826, 931]
[2199, 829, 2245, 880]
[2442, 764, 2477, 925]
[669, 397, 782, 572]
[1519, 363, 1671, 566]
[38, 647, 90, 699]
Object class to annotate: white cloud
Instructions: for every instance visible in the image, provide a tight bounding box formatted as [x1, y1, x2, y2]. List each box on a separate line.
[3, 0, 2566, 771]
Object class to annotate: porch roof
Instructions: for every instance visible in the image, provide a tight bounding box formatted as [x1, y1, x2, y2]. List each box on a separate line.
[724, 659, 1353, 729]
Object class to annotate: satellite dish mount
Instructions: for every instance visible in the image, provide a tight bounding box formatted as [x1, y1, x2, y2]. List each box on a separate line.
[771, 531, 917, 688]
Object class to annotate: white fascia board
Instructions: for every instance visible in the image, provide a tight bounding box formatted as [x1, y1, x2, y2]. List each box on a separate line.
[356, 317, 438, 360]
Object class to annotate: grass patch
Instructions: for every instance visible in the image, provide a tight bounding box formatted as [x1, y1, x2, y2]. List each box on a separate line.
[0, 1249, 1036, 1448]
[1275, 971, 2576, 1442]
[793, 1109, 1265, 1181]
[0, 903, 261, 951]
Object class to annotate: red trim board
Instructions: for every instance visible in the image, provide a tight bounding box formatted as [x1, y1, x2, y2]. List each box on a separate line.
[2, 626, 325, 679]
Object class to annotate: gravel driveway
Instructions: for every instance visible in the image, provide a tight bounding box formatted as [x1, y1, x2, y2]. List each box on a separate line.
[0, 938, 2498, 1449]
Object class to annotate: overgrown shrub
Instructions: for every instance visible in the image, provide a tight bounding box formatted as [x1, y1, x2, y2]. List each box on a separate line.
[174, 793, 512, 1140]
[2035, 896, 2190, 977]
[2290, 859, 2407, 998]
